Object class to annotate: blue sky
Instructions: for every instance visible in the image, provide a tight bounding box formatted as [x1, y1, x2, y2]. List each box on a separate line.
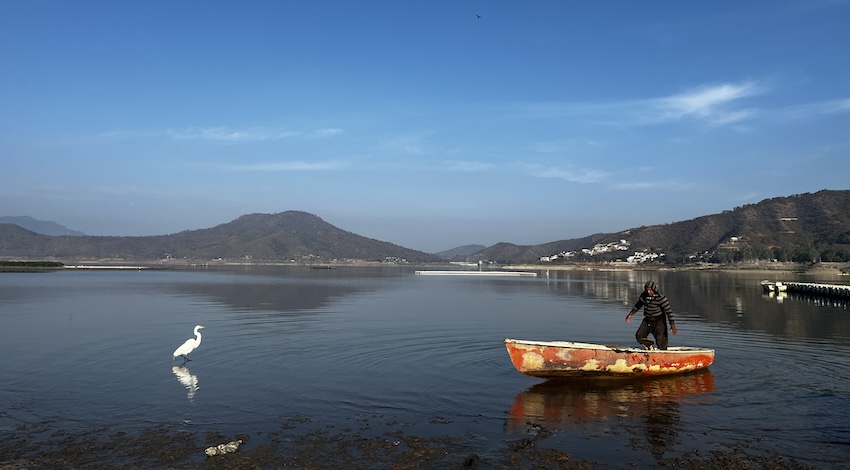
[2, 1, 849, 253]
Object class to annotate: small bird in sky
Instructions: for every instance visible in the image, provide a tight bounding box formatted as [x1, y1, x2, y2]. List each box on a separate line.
[476, 14, 481, 19]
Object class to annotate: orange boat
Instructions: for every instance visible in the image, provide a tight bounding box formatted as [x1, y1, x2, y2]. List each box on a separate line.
[505, 338, 714, 379]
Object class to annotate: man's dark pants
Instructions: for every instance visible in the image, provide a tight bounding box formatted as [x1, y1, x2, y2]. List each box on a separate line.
[635, 316, 668, 350]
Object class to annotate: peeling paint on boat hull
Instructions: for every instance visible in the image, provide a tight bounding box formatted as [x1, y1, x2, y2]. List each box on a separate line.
[505, 339, 714, 378]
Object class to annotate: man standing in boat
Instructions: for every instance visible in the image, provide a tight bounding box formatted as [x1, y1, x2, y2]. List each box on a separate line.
[625, 280, 677, 350]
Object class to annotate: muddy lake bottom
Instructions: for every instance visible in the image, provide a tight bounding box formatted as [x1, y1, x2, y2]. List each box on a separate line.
[3, 413, 818, 469]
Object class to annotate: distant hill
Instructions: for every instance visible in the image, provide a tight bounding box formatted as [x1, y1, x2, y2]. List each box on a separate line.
[467, 235, 605, 265]
[472, 189, 850, 265]
[0, 211, 441, 263]
[435, 244, 487, 259]
[0, 216, 85, 236]
[4, 190, 849, 265]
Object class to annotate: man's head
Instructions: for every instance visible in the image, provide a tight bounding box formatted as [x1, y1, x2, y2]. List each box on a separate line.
[644, 280, 657, 295]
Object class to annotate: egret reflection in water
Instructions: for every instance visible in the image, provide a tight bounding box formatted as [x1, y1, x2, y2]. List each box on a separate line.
[172, 365, 199, 400]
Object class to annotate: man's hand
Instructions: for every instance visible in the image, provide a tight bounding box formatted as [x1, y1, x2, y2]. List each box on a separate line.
[671, 323, 678, 335]
[625, 312, 633, 323]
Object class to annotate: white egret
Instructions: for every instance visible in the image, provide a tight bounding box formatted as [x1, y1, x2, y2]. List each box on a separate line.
[173, 325, 204, 362]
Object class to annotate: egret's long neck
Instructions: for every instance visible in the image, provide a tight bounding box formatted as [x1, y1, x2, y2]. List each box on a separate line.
[195, 327, 202, 347]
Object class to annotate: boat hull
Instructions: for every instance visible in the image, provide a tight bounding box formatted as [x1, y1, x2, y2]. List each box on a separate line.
[505, 339, 714, 379]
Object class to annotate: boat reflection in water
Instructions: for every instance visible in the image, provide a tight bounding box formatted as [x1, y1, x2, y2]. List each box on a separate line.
[172, 365, 199, 401]
[508, 370, 715, 460]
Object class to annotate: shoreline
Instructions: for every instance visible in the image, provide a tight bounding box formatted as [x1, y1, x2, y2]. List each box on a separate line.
[1, 418, 818, 469]
[506, 261, 850, 276]
[4, 258, 849, 277]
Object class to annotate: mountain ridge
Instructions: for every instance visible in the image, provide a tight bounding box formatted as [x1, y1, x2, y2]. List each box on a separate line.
[3, 189, 850, 264]
[473, 189, 850, 264]
[0, 211, 441, 263]
[435, 244, 487, 260]
[0, 216, 86, 237]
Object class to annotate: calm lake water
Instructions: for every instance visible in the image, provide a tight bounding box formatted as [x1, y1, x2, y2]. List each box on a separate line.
[2, 266, 849, 467]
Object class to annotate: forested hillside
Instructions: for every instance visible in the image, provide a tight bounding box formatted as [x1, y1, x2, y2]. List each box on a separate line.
[473, 190, 850, 265]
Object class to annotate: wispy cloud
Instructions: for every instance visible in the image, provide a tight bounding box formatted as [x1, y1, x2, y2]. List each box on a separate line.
[650, 81, 762, 126]
[96, 129, 158, 141]
[612, 181, 665, 190]
[307, 128, 344, 138]
[18, 181, 173, 201]
[89, 184, 174, 197]
[533, 139, 606, 153]
[442, 160, 494, 172]
[378, 131, 431, 155]
[526, 164, 609, 184]
[56, 129, 158, 145]
[773, 98, 850, 121]
[611, 179, 695, 191]
[224, 160, 347, 171]
[514, 80, 764, 129]
[167, 126, 343, 142]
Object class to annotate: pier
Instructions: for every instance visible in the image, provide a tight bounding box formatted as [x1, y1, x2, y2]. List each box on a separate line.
[415, 271, 538, 277]
[762, 281, 850, 299]
[65, 265, 148, 270]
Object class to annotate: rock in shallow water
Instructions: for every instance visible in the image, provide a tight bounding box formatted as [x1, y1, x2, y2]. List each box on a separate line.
[204, 439, 242, 457]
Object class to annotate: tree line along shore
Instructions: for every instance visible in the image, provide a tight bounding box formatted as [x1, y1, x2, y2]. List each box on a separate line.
[3, 258, 850, 276]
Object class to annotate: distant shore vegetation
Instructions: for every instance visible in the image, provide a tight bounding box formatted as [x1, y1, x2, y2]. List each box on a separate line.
[0, 260, 64, 269]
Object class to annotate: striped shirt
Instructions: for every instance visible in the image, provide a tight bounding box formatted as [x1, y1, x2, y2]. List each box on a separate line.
[630, 292, 675, 323]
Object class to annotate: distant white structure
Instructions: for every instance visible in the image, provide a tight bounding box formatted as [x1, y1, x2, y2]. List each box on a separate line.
[540, 250, 577, 262]
[626, 250, 663, 264]
[539, 240, 631, 262]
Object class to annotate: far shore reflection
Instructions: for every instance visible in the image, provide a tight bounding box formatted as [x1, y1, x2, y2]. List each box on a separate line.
[169, 279, 374, 314]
